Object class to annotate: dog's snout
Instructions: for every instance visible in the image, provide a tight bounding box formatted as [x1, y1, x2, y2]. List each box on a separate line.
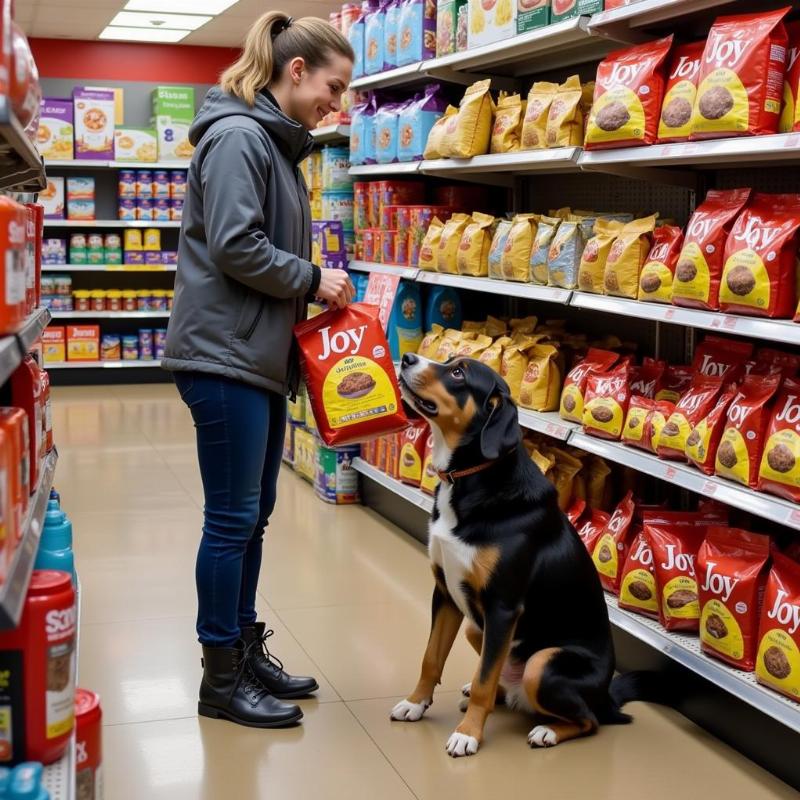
[402, 353, 419, 368]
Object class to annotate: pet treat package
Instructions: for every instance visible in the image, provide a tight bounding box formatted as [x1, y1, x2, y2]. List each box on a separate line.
[374, 102, 403, 163]
[546, 75, 584, 148]
[420, 431, 439, 493]
[294, 303, 408, 445]
[530, 215, 561, 284]
[756, 554, 800, 700]
[656, 374, 724, 460]
[457, 212, 497, 277]
[685, 387, 737, 475]
[691, 8, 790, 141]
[488, 219, 514, 280]
[622, 396, 655, 451]
[582, 366, 631, 441]
[591, 491, 636, 594]
[672, 188, 752, 311]
[398, 418, 429, 486]
[655, 365, 693, 404]
[364, 4, 386, 75]
[719, 193, 800, 318]
[491, 92, 523, 153]
[519, 344, 561, 412]
[424, 105, 457, 159]
[397, 85, 446, 162]
[521, 82, 558, 150]
[781, 21, 800, 133]
[759, 377, 800, 502]
[630, 358, 666, 400]
[547, 218, 584, 289]
[585, 36, 673, 150]
[502, 213, 538, 282]
[418, 216, 445, 271]
[438, 213, 473, 274]
[397, 0, 436, 66]
[658, 41, 705, 143]
[619, 532, 659, 618]
[692, 335, 753, 381]
[697, 527, 771, 671]
[578, 218, 623, 294]
[560, 348, 619, 423]
[577, 508, 611, 555]
[603, 215, 657, 298]
[638, 224, 684, 303]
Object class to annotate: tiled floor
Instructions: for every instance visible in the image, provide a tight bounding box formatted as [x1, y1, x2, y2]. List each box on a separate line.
[54, 383, 796, 799]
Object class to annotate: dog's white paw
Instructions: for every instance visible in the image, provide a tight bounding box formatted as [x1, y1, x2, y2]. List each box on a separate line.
[390, 698, 430, 722]
[528, 725, 558, 748]
[446, 731, 480, 758]
[461, 682, 472, 697]
[458, 695, 469, 712]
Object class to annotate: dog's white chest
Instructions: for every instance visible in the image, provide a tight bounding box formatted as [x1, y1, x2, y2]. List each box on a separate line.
[429, 485, 478, 620]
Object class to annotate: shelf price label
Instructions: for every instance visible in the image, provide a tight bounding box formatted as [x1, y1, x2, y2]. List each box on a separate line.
[702, 481, 718, 496]
[665, 466, 677, 480]
[788, 509, 800, 528]
[545, 422, 566, 439]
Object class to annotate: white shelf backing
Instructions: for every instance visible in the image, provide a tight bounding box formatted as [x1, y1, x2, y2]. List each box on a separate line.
[43, 264, 177, 273]
[349, 162, 421, 177]
[44, 158, 190, 170]
[43, 220, 181, 229]
[48, 360, 162, 369]
[421, 147, 582, 176]
[416, 270, 572, 303]
[50, 311, 170, 319]
[310, 125, 351, 145]
[352, 457, 434, 513]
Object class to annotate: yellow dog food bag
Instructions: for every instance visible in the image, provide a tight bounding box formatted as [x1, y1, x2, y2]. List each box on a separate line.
[519, 344, 561, 412]
[418, 324, 445, 358]
[491, 92, 523, 153]
[521, 81, 558, 150]
[441, 79, 493, 159]
[578, 218, 624, 294]
[510, 316, 538, 336]
[437, 213, 473, 274]
[478, 335, 511, 373]
[488, 219, 514, 280]
[433, 328, 463, 362]
[530, 215, 561, 285]
[485, 316, 508, 338]
[457, 212, 497, 276]
[501, 213, 539, 282]
[603, 214, 657, 298]
[418, 216, 445, 271]
[550, 448, 584, 511]
[546, 76, 584, 148]
[424, 105, 458, 159]
[500, 341, 530, 401]
[455, 333, 493, 358]
[530, 447, 556, 477]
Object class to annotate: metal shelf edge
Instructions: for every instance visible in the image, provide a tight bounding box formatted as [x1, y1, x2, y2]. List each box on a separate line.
[352, 458, 434, 513]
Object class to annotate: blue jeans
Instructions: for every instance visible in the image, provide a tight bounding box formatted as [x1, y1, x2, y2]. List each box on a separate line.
[174, 372, 287, 647]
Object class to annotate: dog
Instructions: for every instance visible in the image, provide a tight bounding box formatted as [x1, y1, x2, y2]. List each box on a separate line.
[390, 353, 645, 758]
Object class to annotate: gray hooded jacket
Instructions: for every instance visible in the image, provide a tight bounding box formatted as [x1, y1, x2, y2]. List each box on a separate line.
[162, 87, 318, 395]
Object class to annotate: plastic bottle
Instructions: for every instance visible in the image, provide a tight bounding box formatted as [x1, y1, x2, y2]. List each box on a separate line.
[49, 488, 59, 506]
[33, 503, 75, 585]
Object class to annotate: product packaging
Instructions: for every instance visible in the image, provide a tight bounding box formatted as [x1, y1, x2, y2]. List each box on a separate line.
[73, 88, 115, 159]
[638, 224, 684, 303]
[114, 127, 157, 162]
[658, 42, 705, 143]
[151, 85, 195, 160]
[467, 0, 515, 49]
[36, 98, 74, 160]
[591, 490, 636, 594]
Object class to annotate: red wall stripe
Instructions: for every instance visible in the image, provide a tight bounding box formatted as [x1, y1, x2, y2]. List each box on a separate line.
[30, 38, 241, 83]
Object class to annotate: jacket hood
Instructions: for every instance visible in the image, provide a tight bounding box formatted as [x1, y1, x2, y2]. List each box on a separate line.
[189, 87, 314, 163]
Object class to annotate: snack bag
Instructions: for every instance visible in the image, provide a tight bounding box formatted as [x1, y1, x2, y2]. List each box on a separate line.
[488, 219, 513, 280]
[433, 328, 463, 362]
[418, 216, 445, 271]
[521, 82, 558, 150]
[582, 365, 631, 441]
[639, 225, 684, 303]
[591, 491, 636, 594]
[619, 532, 659, 619]
[720, 193, 800, 319]
[397, 0, 437, 66]
[560, 348, 619, 423]
[424, 105, 457, 159]
[530, 215, 561, 285]
[756, 554, 800, 700]
[630, 358, 666, 400]
[586, 36, 672, 150]
[578, 218, 623, 294]
[420, 431, 440, 494]
[418, 324, 444, 358]
[577, 509, 611, 555]
[656, 375, 724, 460]
[758, 377, 800, 503]
[491, 92, 523, 153]
[692, 335, 753, 381]
[644, 400, 676, 454]
[374, 102, 403, 164]
[716, 372, 782, 487]
[364, 5, 386, 75]
[441, 79, 493, 159]
[685, 387, 737, 475]
[546, 76, 584, 148]
[658, 42, 705, 143]
[478, 335, 510, 372]
[519, 344, 560, 412]
[437, 213, 473, 274]
[691, 8, 790, 141]
[500, 341, 530, 402]
[457, 212, 496, 277]
[294, 303, 408, 445]
[672, 188, 752, 311]
[697, 527, 771, 671]
[622, 396, 654, 451]
[655, 365, 692, 404]
[547, 219, 584, 289]
[509, 315, 537, 336]
[530, 446, 556, 478]
[398, 419, 429, 486]
[455, 333, 492, 358]
[566, 498, 586, 527]
[501, 214, 538, 282]
[782, 21, 800, 133]
[385, 0, 400, 69]
[603, 215, 657, 298]
[398, 85, 447, 162]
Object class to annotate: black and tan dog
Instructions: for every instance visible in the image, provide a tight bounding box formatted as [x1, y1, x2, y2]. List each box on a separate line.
[390, 353, 645, 757]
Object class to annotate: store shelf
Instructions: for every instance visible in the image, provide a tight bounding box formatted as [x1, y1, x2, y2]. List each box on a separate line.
[349, 162, 421, 177]
[349, 62, 431, 92]
[50, 310, 170, 319]
[517, 409, 577, 441]
[0, 96, 47, 192]
[310, 124, 351, 145]
[415, 270, 572, 303]
[16, 308, 52, 363]
[349, 261, 419, 279]
[42, 264, 177, 272]
[47, 359, 162, 369]
[421, 147, 582, 176]
[43, 220, 181, 229]
[0, 449, 58, 630]
[589, 0, 738, 38]
[42, 729, 75, 800]
[569, 431, 800, 532]
[352, 458, 434, 513]
[605, 596, 800, 732]
[44, 158, 189, 170]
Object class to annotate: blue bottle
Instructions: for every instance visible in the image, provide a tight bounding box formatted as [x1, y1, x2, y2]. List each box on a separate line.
[424, 286, 462, 332]
[49, 488, 60, 506]
[34, 503, 76, 586]
[7, 763, 49, 799]
[387, 280, 423, 361]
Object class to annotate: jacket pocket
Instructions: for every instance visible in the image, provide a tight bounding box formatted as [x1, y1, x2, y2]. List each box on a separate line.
[234, 293, 265, 341]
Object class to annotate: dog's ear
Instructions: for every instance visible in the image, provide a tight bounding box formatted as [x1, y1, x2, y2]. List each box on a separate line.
[479, 389, 520, 460]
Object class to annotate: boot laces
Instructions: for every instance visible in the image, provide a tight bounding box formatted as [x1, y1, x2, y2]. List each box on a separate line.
[257, 628, 285, 675]
[235, 640, 270, 703]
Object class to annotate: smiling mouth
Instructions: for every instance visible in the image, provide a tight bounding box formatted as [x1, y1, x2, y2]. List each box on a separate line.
[399, 376, 438, 417]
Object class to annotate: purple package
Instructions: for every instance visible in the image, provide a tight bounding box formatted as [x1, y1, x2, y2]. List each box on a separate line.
[73, 88, 115, 159]
[384, 0, 400, 70]
[398, 83, 446, 161]
[124, 251, 145, 265]
[374, 101, 405, 164]
[37, 98, 74, 160]
[162, 251, 178, 265]
[397, 0, 436, 66]
[144, 252, 164, 265]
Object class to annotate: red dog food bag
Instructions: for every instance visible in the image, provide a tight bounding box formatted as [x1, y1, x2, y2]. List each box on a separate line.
[295, 303, 408, 446]
[583, 365, 631, 441]
[630, 357, 666, 400]
[780, 21, 800, 133]
[655, 365, 692, 404]
[566, 498, 586, 527]
[585, 36, 673, 150]
[759, 377, 800, 503]
[638, 225, 685, 303]
[691, 8, 790, 141]
[697, 527, 771, 671]
[692, 334, 754, 381]
[715, 372, 782, 488]
[720, 193, 800, 319]
[756, 553, 800, 700]
[672, 188, 752, 311]
[656, 374, 724, 460]
[619, 532, 659, 619]
[398, 418, 429, 487]
[622, 396, 654, 451]
[591, 491, 636, 594]
[420, 431, 439, 495]
[685, 386, 737, 475]
[645, 400, 676, 454]
[576, 509, 611, 555]
[658, 41, 706, 143]
[560, 347, 619, 423]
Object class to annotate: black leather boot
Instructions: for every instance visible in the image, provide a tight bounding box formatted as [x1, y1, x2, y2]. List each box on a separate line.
[241, 622, 319, 699]
[198, 642, 303, 728]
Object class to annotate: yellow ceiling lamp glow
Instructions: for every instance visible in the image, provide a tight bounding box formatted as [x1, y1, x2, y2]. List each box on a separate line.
[124, 0, 241, 15]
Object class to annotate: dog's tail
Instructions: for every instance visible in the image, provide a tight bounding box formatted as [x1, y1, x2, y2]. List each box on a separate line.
[600, 671, 672, 725]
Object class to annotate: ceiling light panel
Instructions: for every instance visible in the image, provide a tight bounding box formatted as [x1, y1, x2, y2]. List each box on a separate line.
[124, 0, 240, 14]
[99, 25, 191, 42]
[110, 11, 212, 30]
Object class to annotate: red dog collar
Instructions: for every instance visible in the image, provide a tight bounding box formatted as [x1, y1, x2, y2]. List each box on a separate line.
[436, 448, 516, 485]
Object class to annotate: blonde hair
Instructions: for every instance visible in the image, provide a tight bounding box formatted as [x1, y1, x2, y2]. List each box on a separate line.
[221, 12, 354, 107]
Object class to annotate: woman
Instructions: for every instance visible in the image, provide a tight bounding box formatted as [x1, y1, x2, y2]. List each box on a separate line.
[162, 11, 355, 729]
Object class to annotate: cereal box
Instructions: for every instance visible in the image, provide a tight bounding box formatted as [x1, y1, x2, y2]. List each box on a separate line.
[151, 86, 195, 161]
[73, 88, 115, 159]
[42, 327, 66, 364]
[114, 128, 158, 162]
[551, 0, 603, 23]
[67, 325, 100, 362]
[40, 177, 65, 219]
[517, 0, 550, 33]
[66, 177, 94, 200]
[36, 99, 73, 160]
[467, 0, 516, 49]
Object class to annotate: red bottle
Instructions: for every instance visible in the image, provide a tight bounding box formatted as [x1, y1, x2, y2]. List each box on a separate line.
[75, 689, 103, 799]
[0, 570, 76, 764]
[11, 355, 42, 490]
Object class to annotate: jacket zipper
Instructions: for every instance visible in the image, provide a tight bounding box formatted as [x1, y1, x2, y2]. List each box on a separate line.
[241, 300, 264, 341]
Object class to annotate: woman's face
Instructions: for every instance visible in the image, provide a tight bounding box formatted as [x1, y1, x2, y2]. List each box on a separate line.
[289, 53, 353, 130]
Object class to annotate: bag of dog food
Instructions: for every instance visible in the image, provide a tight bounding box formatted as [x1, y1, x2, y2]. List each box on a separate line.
[753, 348, 800, 379]
[398, 85, 447, 162]
[560, 348, 619, 423]
[550, 448, 583, 511]
[455, 333, 492, 358]
[420, 431, 439, 494]
[630, 358, 666, 400]
[295, 303, 408, 446]
[398, 419, 429, 486]
[592, 491, 636, 594]
[502, 213, 538, 282]
[639, 224, 684, 303]
[586, 36, 673, 150]
[619, 532, 659, 618]
[441, 79, 493, 158]
[437, 213, 473, 274]
[457, 212, 497, 277]
[567, 498, 586, 527]
[433, 328, 463, 362]
[685, 386, 737, 475]
[644, 400, 676, 454]
[691, 8, 790, 141]
[583, 365, 631, 441]
[782, 22, 800, 132]
[521, 81, 558, 150]
[672, 188, 752, 311]
[491, 92, 523, 153]
[720, 193, 800, 318]
[478, 335, 510, 372]
[510, 315, 537, 336]
[546, 75, 584, 148]
[488, 219, 513, 280]
[424, 105, 457, 159]
[364, 4, 386, 75]
[693, 335, 754, 381]
[658, 41, 705, 143]
[697, 527, 771, 671]
[656, 374, 724, 460]
[396, 0, 436, 66]
[716, 372, 782, 488]
[603, 215, 657, 298]
[418, 216, 445, 271]
[622, 396, 655, 451]
[759, 377, 800, 503]
[374, 101, 403, 164]
[500, 341, 530, 402]
[655, 365, 693, 404]
[530, 215, 561, 285]
[418, 324, 444, 358]
[578, 218, 624, 294]
[548, 218, 584, 289]
[519, 344, 561, 412]
[577, 508, 611, 555]
[756, 553, 800, 700]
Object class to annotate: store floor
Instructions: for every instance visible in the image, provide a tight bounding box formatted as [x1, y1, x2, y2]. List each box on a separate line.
[53, 383, 795, 800]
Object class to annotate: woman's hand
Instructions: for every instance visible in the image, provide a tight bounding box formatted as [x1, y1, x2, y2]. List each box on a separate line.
[316, 268, 355, 309]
